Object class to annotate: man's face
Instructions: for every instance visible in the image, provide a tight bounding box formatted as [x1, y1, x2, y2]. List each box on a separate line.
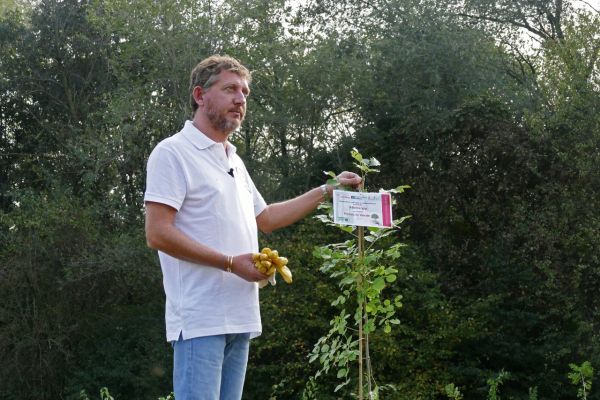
[203, 70, 250, 135]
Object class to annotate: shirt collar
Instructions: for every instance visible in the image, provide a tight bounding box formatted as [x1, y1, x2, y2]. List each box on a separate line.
[181, 120, 237, 155]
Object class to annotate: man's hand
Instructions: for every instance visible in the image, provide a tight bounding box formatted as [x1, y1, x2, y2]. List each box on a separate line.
[231, 253, 270, 282]
[327, 171, 362, 196]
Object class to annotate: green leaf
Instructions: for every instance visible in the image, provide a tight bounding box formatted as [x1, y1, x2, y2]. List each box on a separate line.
[332, 295, 346, 306]
[324, 170, 337, 179]
[314, 214, 331, 224]
[364, 319, 376, 333]
[334, 379, 350, 392]
[393, 216, 412, 226]
[340, 275, 356, 286]
[372, 277, 386, 291]
[337, 368, 347, 378]
[351, 147, 363, 162]
[354, 162, 369, 172]
[388, 185, 411, 193]
[338, 225, 355, 233]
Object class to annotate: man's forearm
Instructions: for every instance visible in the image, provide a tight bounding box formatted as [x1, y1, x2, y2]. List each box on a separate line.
[145, 201, 229, 269]
[147, 221, 228, 269]
[256, 171, 362, 234]
[256, 186, 325, 233]
[145, 202, 269, 281]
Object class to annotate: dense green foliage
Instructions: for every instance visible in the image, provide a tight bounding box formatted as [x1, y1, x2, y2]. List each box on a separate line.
[1, 0, 599, 399]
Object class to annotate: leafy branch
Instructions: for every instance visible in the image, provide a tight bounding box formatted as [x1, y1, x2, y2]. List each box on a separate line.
[568, 361, 594, 400]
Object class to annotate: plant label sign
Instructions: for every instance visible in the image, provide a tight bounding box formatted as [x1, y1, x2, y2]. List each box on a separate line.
[333, 190, 393, 228]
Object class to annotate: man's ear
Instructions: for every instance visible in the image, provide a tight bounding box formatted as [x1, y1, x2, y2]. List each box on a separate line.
[192, 86, 205, 108]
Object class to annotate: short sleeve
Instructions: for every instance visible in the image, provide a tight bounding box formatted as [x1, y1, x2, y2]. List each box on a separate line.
[144, 145, 187, 210]
[249, 175, 267, 216]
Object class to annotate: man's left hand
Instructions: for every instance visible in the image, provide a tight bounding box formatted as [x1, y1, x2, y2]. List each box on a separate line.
[336, 171, 362, 188]
[326, 171, 362, 197]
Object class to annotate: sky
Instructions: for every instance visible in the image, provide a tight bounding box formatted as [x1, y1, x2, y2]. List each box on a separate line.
[577, 0, 600, 12]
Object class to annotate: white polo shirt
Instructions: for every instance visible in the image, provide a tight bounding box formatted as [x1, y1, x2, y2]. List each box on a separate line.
[144, 121, 267, 341]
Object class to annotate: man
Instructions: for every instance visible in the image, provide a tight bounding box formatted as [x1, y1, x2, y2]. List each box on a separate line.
[144, 54, 361, 400]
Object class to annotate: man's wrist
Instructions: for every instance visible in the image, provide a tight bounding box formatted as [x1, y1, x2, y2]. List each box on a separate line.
[320, 184, 331, 200]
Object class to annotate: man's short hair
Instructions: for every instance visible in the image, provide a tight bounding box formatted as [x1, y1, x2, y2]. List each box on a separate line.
[189, 55, 252, 114]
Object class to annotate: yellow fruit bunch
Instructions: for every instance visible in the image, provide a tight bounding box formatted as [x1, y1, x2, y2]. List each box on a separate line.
[252, 247, 293, 284]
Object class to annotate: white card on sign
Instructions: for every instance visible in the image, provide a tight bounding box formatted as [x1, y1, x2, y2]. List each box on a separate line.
[332, 190, 392, 228]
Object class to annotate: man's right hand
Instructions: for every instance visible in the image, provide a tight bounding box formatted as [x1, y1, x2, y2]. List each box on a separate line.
[231, 253, 270, 282]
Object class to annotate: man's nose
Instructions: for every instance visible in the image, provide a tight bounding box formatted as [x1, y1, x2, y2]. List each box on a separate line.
[233, 91, 246, 105]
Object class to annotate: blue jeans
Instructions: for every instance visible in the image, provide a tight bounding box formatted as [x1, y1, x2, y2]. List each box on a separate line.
[173, 333, 251, 400]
